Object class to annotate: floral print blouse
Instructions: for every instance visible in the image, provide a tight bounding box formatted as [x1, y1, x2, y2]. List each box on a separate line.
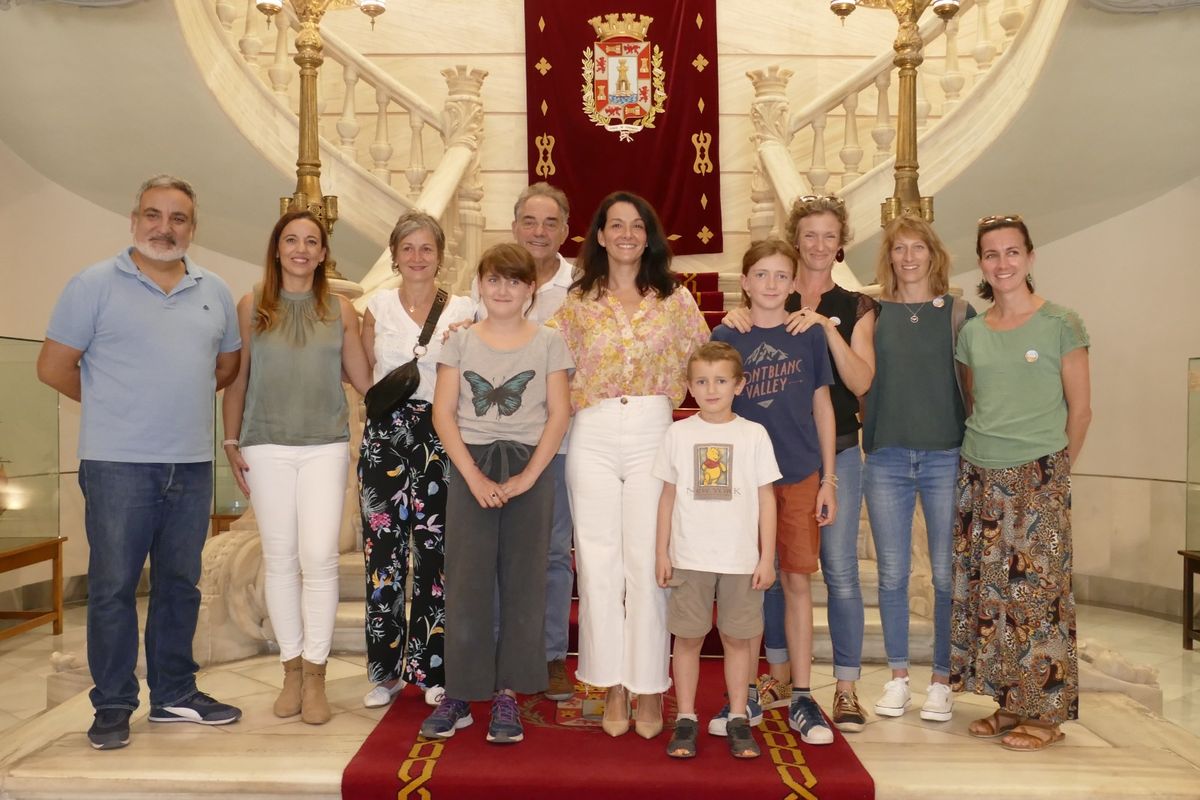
[549, 286, 710, 412]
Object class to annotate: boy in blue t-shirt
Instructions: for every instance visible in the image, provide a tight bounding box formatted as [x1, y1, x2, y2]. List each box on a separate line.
[710, 238, 837, 746]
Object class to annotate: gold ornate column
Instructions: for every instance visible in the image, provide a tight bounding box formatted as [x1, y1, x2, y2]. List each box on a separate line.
[830, 0, 960, 225]
[255, 1, 385, 282]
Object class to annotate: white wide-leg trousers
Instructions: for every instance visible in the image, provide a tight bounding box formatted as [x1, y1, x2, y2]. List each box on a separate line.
[566, 395, 672, 695]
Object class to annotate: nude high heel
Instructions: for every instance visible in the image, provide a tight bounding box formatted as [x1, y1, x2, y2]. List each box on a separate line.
[634, 691, 663, 739]
[601, 685, 631, 737]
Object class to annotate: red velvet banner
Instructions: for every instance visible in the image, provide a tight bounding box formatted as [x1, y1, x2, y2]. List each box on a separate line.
[524, 0, 722, 256]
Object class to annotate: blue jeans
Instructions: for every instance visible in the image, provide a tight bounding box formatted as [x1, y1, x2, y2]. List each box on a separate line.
[79, 460, 213, 711]
[863, 447, 958, 677]
[819, 445, 865, 682]
[544, 453, 574, 661]
[762, 574, 787, 665]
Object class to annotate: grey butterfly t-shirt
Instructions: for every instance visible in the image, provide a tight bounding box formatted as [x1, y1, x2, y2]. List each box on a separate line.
[438, 325, 575, 446]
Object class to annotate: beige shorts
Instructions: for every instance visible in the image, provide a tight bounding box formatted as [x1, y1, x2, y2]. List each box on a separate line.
[667, 569, 764, 640]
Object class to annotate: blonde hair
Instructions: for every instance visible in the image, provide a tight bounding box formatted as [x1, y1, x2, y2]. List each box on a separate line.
[874, 215, 951, 301]
[784, 195, 851, 249]
[687, 341, 745, 382]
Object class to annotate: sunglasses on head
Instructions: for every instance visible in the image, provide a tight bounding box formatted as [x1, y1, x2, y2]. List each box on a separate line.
[977, 214, 1023, 228]
[799, 194, 846, 208]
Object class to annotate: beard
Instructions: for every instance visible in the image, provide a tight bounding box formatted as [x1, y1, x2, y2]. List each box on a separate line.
[133, 234, 187, 263]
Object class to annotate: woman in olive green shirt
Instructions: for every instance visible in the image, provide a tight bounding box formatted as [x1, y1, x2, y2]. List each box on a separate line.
[949, 215, 1092, 753]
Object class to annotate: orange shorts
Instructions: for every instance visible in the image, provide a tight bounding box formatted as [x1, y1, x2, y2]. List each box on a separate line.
[774, 473, 821, 574]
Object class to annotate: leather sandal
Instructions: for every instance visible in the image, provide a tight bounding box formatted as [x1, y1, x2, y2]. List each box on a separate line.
[726, 717, 761, 759]
[1000, 723, 1065, 752]
[666, 717, 698, 758]
[968, 710, 1020, 739]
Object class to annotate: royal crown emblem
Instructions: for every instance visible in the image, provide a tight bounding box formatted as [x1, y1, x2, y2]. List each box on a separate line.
[581, 12, 668, 142]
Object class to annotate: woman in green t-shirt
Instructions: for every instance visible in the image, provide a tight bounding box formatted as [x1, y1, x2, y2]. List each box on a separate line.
[949, 215, 1092, 752]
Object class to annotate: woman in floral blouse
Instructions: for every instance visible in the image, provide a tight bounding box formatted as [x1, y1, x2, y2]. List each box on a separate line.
[550, 191, 709, 740]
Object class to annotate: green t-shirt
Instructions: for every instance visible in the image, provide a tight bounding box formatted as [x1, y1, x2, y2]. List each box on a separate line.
[956, 302, 1089, 469]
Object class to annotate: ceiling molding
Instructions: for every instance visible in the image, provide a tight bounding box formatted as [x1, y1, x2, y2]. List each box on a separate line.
[1083, 0, 1200, 12]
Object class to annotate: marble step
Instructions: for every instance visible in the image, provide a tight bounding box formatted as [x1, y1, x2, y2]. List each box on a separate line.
[329, 599, 933, 664]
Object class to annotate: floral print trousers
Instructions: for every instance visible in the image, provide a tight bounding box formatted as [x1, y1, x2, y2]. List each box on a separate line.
[358, 400, 447, 689]
[949, 449, 1078, 724]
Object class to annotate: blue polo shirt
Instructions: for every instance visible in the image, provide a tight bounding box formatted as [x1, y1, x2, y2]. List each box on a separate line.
[46, 248, 241, 463]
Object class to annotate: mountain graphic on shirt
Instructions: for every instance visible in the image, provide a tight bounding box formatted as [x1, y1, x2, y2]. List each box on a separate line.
[745, 341, 789, 365]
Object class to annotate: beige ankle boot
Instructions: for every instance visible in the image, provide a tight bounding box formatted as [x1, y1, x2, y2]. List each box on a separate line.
[301, 659, 331, 724]
[273, 656, 303, 718]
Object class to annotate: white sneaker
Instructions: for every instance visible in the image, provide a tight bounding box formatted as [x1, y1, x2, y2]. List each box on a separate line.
[874, 677, 912, 717]
[363, 680, 405, 709]
[424, 685, 446, 707]
[920, 682, 954, 722]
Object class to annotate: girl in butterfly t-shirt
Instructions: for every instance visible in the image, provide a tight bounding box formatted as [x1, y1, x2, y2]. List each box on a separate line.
[421, 243, 574, 744]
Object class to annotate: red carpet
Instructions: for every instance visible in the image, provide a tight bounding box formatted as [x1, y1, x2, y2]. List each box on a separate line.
[342, 658, 874, 800]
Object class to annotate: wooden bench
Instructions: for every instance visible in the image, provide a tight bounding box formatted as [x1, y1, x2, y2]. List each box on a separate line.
[0, 536, 67, 641]
[1181, 550, 1200, 650]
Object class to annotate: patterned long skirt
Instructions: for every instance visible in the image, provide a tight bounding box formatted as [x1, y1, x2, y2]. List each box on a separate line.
[358, 400, 448, 689]
[948, 449, 1078, 724]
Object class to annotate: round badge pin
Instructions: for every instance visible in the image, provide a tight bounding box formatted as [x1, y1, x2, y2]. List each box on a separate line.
[1025, 349, 1039, 363]
[932, 297, 945, 308]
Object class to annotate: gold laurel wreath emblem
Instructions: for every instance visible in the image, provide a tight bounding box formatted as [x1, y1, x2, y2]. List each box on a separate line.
[581, 44, 668, 141]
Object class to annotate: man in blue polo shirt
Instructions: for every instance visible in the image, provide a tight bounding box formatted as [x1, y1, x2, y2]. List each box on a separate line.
[37, 174, 243, 750]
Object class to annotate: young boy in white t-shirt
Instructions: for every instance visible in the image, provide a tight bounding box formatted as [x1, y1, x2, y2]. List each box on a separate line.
[654, 341, 780, 760]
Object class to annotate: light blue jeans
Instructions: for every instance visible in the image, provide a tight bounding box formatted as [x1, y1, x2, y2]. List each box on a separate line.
[863, 447, 959, 677]
[818, 445, 865, 682]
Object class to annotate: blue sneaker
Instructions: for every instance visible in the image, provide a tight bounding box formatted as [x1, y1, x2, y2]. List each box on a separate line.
[707, 697, 764, 736]
[88, 708, 132, 750]
[788, 695, 834, 745]
[420, 696, 473, 739]
[486, 692, 524, 743]
[148, 691, 242, 725]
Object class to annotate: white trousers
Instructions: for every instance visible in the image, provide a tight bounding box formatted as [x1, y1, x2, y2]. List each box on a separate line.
[242, 442, 349, 664]
[566, 395, 672, 694]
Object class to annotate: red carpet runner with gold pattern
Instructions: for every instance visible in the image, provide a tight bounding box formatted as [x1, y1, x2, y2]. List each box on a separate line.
[342, 658, 873, 799]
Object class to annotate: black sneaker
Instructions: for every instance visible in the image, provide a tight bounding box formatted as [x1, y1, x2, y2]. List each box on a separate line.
[148, 691, 242, 725]
[88, 708, 132, 750]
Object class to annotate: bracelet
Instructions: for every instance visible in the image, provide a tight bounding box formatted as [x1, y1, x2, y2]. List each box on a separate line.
[820, 474, 839, 486]
[222, 439, 239, 447]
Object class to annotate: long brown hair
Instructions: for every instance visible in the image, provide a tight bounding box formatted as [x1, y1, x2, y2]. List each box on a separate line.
[874, 215, 952, 300]
[255, 209, 333, 333]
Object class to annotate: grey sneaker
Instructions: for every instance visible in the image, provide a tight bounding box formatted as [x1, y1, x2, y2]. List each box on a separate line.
[707, 697, 764, 736]
[88, 708, 132, 750]
[148, 691, 241, 725]
[486, 692, 524, 743]
[420, 696, 473, 739]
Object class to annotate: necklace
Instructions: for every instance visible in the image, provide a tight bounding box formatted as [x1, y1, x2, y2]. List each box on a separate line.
[398, 289, 427, 314]
[900, 300, 931, 323]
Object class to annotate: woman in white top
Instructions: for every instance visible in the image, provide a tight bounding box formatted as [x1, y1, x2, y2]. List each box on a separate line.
[358, 211, 475, 709]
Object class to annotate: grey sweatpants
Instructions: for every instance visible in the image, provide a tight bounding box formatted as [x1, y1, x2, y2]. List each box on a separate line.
[444, 440, 554, 701]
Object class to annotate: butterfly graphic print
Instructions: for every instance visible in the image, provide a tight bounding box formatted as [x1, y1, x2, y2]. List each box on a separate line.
[463, 370, 537, 417]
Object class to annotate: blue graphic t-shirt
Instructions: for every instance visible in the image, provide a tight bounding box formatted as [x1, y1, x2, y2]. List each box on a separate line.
[711, 323, 833, 483]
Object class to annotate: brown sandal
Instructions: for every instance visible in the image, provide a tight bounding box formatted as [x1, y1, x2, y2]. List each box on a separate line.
[1000, 724, 1064, 752]
[968, 710, 1020, 739]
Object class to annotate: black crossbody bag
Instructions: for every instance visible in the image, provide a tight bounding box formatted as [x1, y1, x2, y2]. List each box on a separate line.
[364, 288, 448, 423]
